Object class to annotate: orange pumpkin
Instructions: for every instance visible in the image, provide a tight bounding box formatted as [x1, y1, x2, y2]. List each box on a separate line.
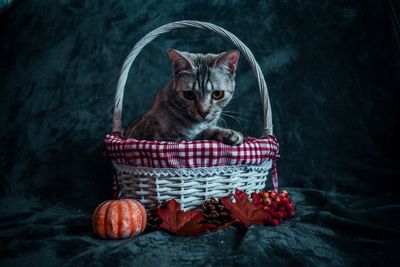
[92, 199, 147, 239]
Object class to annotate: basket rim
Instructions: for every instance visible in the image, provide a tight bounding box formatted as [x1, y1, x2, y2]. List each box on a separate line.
[112, 160, 273, 176]
[106, 131, 277, 145]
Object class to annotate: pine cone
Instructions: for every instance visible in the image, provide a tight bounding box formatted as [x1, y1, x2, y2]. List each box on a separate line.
[147, 212, 162, 231]
[202, 197, 233, 226]
[146, 202, 166, 231]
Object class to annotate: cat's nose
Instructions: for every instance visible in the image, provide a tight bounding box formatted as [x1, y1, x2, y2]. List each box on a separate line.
[199, 111, 210, 118]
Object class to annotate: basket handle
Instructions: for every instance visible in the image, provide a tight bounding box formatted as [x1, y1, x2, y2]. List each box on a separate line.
[112, 20, 273, 135]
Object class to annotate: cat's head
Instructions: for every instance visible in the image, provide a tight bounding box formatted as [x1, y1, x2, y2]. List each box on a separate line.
[168, 49, 240, 122]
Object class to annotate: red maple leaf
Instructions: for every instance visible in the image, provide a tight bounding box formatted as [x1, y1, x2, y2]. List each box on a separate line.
[157, 199, 214, 236]
[221, 189, 268, 228]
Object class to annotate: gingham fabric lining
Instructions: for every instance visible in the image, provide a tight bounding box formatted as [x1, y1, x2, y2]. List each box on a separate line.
[105, 133, 279, 168]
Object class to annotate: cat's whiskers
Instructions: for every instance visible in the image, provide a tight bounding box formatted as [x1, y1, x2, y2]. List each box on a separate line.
[220, 111, 248, 124]
[217, 116, 227, 128]
[223, 110, 247, 115]
[221, 111, 249, 119]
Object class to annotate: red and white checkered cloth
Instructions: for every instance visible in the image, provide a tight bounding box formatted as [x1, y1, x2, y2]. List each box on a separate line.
[105, 133, 279, 168]
[105, 133, 280, 190]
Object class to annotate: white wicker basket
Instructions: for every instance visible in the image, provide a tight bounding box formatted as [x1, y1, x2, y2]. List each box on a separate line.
[107, 20, 279, 211]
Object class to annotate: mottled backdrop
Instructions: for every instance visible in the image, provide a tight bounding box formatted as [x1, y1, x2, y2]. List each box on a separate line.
[0, 1, 399, 266]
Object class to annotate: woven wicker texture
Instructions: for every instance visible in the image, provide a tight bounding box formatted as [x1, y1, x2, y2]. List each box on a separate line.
[115, 161, 272, 211]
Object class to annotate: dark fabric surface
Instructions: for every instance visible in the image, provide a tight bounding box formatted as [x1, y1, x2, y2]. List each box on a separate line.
[1, 0, 399, 266]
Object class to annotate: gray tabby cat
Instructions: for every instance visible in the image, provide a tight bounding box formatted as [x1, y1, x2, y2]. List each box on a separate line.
[125, 49, 243, 146]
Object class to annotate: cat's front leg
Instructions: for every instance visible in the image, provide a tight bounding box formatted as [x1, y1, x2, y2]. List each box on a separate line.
[198, 127, 243, 146]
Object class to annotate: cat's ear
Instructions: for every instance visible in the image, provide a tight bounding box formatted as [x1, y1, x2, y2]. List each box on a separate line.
[213, 50, 240, 74]
[168, 49, 194, 74]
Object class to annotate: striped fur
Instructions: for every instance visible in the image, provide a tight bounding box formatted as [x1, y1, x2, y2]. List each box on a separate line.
[126, 49, 243, 145]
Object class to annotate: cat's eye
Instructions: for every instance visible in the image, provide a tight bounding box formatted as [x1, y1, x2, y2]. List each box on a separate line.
[212, 91, 224, 100]
[182, 91, 195, 100]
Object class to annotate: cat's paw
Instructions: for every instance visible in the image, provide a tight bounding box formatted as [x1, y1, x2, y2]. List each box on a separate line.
[216, 129, 243, 146]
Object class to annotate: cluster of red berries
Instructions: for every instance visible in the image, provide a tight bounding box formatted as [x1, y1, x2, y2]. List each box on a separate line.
[260, 190, 296, 226]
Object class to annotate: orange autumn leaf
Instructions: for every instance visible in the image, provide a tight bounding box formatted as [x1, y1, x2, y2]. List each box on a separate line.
[158, 199, 214, 236]
[221, 189, 268, 228]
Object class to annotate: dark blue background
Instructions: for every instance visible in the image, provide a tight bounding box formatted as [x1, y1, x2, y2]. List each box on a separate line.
[1, 1, 399, 266]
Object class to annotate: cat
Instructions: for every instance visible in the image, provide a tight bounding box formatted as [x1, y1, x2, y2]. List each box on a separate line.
[125, 49, 243, 146]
